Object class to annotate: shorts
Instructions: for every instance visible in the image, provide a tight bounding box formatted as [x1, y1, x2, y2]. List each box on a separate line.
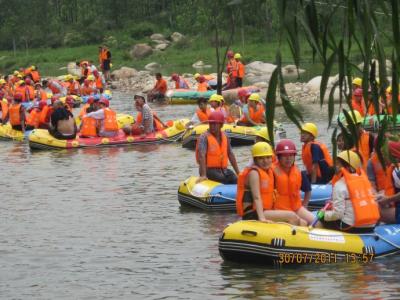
[48, 128, 76, 140]
[102, 59, 111, 71]
[395, 204, 400, 224]
[242, 210, 258, 220]
[320, 219, 375, 233]
[206, 168, 237, 184]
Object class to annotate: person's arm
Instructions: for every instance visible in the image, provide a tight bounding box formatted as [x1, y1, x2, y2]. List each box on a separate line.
[227, 141, 240, 175]
[85, 109, 105, 120]
[324, 180, 346, 221]
[248, 170, 268, 222]
[196, 135, 208, 182]
[300, 171, 312, 207]
[20, 107, 26, 132]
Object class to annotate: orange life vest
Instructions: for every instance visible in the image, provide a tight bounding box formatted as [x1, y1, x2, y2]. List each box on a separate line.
[0, 101, 9, 120]
[25, 85, 35, 101]
[103, 108, 118, 131]
[14, 85, 27, 102]
[196, 108, 211, 122]
[351, 96, 366, 117]
[358, 130, 371, 170]
[227, 59, 237, 77]
[95, 77, 103, 90]
[36, 89, 47, 101]
[236, 166, 275, 216]
[273, 163, 303, 211]
[39, 105, 52, 124]
[80, 117, 98, 137]
[370, 153, 395, 196]
[68, 81, 80, 95]
[196, 132, 228, 169]
[197, 81, 208, 92]
[30, 70, 40, 83]
[136, 111, 163, 131]
[79, 103, 90, 117]
[237, 61, 245, 78]
[26, 109, 41, 128]
[341, 167, 380, 226]
[81, 86, 95, 96]
[9, 103, 22, 125]
[240, 104, 265, 124]
[301, 141, 333, 178]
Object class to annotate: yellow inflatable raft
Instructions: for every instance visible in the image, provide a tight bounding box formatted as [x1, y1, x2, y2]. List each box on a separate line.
[219, 221, 394, 265]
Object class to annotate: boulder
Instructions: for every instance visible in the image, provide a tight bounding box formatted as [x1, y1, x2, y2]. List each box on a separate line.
[155, 43, 169, 51]
[152, 39, 171, 45]
[130, 43, 153, 59]
[246, 61, 277, 76]
[144, 62, 161, 71]
[111, 67, 138, 80]
[171, 32, 185, 43]
[67, 62, 81, 77]
[281, 64, 306, 78]
[150, 33, 166, 41]
[253, 82, 268, 89]
[358, 59, 392, 77]
[192, 60, 212, 69]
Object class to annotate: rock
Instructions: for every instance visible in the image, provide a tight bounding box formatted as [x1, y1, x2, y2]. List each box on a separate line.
[254, 82, 268, 88]
[246, 61, 277, 76]
[152, 39, 170, 45]
[281, 64, 306, 78]
[144, 62, 161, 71]
[130, 43, 153, 59]
[358, 59, 392, 77]
[171, 32, 185, 43]
[155, 43, 169, 51]
[192, 60, 212, 69]
[59, 66, 67, 70]
[111, 67, 138, 80]
[67, 62, 81, 77]
[150, 33, 166, 41]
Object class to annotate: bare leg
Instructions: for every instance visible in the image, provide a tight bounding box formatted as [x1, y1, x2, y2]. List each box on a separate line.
[296, 206, 315, 225]
[380, 207, 396, 224]
[263, 210, 303, 226]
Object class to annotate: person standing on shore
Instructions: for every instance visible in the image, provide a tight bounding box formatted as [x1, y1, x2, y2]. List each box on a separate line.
[99, 46, 112, 82]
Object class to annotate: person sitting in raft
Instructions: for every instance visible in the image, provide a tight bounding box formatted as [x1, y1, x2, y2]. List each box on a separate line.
[195, 111, 240, 184]
[147, 73, 167, 102]
[186, 98, 211, 128]
[171, 73, 190, 89]
[317, 150, 380, 233]
[42, 79, 67, 98]
[194, 74, 210, 92]
[0, 92, 9, 124]
[236, 142, 308, 225]
[123, 93, 165, 136]
[351, 88, 366, 117]
[208, 94, 223, 113]
[84, 98, 118, 137]
[237, 93, 265, 126]
[7, 93, 27, 132]
[273, 139, 315, 223]
[300, 122, 334, 184]
[48, 100, 77, 140]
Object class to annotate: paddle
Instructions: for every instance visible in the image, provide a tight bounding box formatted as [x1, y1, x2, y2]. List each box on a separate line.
[310, 201, 332, 228]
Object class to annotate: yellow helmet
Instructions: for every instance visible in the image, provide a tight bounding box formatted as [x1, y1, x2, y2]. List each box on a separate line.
[252, 142, 273, 157]
[87, 75, 95, 81]
[234, 53, 242, 59]
[13, 70, 19, 76]
[386, 86, 392, 94]
[65, 74, 73, 81]
[194, 73, 200, 79]
[256, 127, 270, 142]
[208, 94, 223, 103]
[248, 93, 260, 102]
[31, 65, 36, 71]
[337, 150, 361, 169]
[352, 77, 362, 86]
[301, 122, 318, 138]
[17, 80, 24, 85]
[0, 79, 6, 85]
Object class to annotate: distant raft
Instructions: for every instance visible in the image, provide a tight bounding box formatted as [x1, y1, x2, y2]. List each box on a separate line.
[177, 176, 332, 211]
[362, 114, 400, 131]
[29, 119, 189, 150]
[81, 90, 112, 103]
[181, 123, 286, 149]
[0, 123, 31, 141]
[219, 221, 400, 265]
[165, 86, 260, 104]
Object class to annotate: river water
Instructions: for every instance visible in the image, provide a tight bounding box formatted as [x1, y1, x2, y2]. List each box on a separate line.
[1, 92, 400, 299]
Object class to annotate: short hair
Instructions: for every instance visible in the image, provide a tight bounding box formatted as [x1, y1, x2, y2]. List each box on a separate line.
[155, 73, 162, 77]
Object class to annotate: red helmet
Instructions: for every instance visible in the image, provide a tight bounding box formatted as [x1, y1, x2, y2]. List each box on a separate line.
[51, 96, 59, 104]
[199, 75, 205, 83]
[93, 70, 99, 76]
[99, 98, 109, 107]
[66, 96, 74, 106]
[84, 79, 90, 85]
[227, 50, 234, 58]
[389, 141, 400, 159]
[238, 88, 250, 98]
[25, 78, 32, 85]
[208, 111, 225, 124]
[14, 93, 23, 101]
[0, 90, 4, 98]
[275, 139, 297, 155]
[39, 100, 47, 109]
[171, 73, 179, 81]
[87, 96, 95, 104]
[354, 88, 363, 97]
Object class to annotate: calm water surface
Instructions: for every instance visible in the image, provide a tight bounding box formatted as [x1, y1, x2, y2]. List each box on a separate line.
[1, 92, 400, 299]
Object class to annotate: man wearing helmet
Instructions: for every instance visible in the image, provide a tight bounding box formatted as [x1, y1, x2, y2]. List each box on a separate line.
[273, 139, 315, 224]
[300, 122, 334, 184]
[196, 110, 240, 184]
[236, 142, 307, 225]
[234, 53, 245, 87]
[237, 93, 265, 126]
[171, 73, 190, 89]
[317, 150, 380, 232]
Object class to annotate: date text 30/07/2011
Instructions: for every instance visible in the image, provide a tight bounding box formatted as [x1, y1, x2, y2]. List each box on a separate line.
[278, 252, 375, 264]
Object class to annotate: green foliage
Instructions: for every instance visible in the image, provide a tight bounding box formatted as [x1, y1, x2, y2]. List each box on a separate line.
[128, 22, 157, 39]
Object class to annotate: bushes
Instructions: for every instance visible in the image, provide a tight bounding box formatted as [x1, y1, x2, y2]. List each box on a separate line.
[63, 32, 86, 47]
[128, 22, 156, 39]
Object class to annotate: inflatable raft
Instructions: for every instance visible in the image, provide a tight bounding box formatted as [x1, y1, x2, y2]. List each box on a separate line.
[165, 86, 260, 105]
[0, 123, 31, 141]
[219, 221, 400, 264]
[177, 176, 332, 211]
[81, 90, 112, 104]
[362, 115, 400, 131]
[182, 123, 286, 149]
[29, 119, 189, 150]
